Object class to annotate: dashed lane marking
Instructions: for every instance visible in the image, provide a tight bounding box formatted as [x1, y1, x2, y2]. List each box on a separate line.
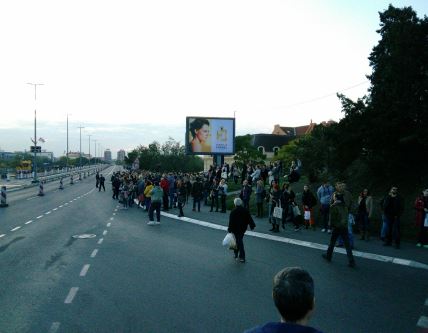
[0, 234, 5, 238]
[103, 230, 108, 236]
[11, 226, 21, 232]
[53, 208, 58, 211]
[45, 211, 52, 215]
[110, 217, 114, 221]
[90, 249, 98, 258]
[26, 196, 38, 201]
[48, 322, 61, 333]
[25, 220, 33, 225]
[59, 205, 63, 208]
[107, 223, 111, 227]
[80, 264, 90, 277]
[64, 287, 79, 304]
[36, 215, 44, 219]
[161, 212, 428, 271]
[112, 213, 116, 216]
[98, 238, 104, 245]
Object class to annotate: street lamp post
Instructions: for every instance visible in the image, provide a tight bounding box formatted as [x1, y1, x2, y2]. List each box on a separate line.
[27, 82, 44, 183]
[78, 126, 85, 168]
[87, 134, 92, 165]
[94, 139, 97, 163]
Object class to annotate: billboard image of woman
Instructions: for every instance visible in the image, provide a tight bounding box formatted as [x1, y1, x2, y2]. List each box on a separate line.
[188, 118, 212, 153]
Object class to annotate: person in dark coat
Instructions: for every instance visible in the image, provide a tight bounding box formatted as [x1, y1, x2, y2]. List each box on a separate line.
[98, 174, 105, 192]
[227, 198, 256, 263]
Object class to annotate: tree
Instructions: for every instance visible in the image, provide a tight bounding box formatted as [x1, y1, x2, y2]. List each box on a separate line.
[233, 135, 266, 168]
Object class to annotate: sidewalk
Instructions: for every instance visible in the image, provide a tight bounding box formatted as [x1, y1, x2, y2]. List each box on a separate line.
[162, 201, 428, 269]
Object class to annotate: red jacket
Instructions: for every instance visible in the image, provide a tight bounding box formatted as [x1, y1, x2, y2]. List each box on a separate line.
[160, 179, 169, 193]
[414, 197, 425, 226]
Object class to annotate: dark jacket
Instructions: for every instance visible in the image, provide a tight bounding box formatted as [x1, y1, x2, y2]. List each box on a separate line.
[192, 181, 204, 198]
[228, 206, 256, 235]
[302, 190, 317, 209]
[245, 322, 323, 333]
[382, 194, 404, 219]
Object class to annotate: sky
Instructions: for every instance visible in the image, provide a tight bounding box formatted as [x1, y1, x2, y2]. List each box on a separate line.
[1, 0, 427, 158]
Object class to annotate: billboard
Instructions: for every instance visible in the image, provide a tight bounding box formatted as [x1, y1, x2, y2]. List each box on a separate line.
[186, 117, 235, 155]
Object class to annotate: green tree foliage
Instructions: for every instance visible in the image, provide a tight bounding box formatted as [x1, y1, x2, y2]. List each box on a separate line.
[233, 134, 266, 168]
[286, 5, 427, 185]
[124, 138, 203, 173]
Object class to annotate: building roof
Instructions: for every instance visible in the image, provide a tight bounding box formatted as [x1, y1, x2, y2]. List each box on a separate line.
[251, 134, 293, 152]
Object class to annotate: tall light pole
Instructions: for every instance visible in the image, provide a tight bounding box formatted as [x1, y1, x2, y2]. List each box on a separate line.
[27, 82, 44, 183]
[87, 134, 92, 165]
[66, 113, 71, 171]
[94, 139, 97, 163]
[78, 126, 85, 168]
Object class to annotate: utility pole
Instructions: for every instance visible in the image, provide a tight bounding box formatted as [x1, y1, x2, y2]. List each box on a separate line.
[94, 140, 97, 163]
[66, 114, 71, 171]
[87, 134, 92, 164]
[78, 126, 85, 168]
[27, 82, 44, 183]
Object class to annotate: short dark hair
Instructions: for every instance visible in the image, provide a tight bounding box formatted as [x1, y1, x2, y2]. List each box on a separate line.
[272, 267, 314, 323]
[189, 118, 210, 138]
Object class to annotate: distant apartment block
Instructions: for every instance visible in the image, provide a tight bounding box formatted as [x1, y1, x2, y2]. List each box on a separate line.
[117, 149, 126, 162]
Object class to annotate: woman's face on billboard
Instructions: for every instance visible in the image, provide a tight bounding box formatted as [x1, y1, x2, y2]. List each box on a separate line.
[196, 124, 209, 142]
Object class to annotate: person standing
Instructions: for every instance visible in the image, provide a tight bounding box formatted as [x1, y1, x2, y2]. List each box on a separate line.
[148, 181, 163, 225]
[144, 180, 154, 212]
[317, 181, 334, 233]
[191, 177, 203, 212]
[240, 179, 252, 211]
[95, 171, 100, 188]
[415, 189, 428, 248]
[302, 185, 317, 230]
[270, 184, 283, 233]
[357, 189, 373, 240]
[322, 182, 356, 268]
[255, 180, 266, 218]
[176, 180, 187, 217]
[382, 186, 404, 248]
[218, 178, 228, 213]
[227, 198, 256, 263]
[98, 174, 105, 192]
[160, 175, 169, 211]
[209, 179, 219, 212]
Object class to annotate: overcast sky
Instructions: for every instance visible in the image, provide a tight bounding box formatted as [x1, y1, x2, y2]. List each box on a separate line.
[1, 0, 427, 158]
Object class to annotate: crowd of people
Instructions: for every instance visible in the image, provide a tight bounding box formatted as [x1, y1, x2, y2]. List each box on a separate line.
[100, 159, 428, 255]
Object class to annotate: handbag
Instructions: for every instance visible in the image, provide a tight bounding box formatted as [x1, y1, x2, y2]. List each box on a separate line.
[222, 233, 237, 250]
[292, 204, 301, 216]
[273, 202, 283, 219]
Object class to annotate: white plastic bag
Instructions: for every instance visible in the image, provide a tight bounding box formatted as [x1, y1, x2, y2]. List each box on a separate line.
[222, 233, 237, 250]
[304, 210, 311, 220]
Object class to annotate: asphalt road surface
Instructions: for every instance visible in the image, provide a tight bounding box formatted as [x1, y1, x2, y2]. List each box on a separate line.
[0, 167, 427, 332]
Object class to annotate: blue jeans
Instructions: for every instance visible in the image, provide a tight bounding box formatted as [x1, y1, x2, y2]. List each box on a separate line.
[381, 214, 388, 239]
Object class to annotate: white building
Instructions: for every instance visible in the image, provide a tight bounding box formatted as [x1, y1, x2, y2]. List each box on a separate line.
[117, 149, 126, 162]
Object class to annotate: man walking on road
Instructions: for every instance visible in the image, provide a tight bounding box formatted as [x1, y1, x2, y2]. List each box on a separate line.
[228, 198, 255, 263]
[322, 182, 355, 267]
[98, 174, 105, 192]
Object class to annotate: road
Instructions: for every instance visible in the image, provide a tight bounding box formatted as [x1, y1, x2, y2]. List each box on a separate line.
[0, 167, 427, 332]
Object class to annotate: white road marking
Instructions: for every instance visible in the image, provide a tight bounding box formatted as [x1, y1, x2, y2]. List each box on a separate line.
[114, 209, 118, 212]
[417, 316, 428, 329]
[11, 226, 21, 232]
[0, 234, 6, 238]
[69, 200, 73, 203]
[64, 203, 69, 206]
[53, 190, 58, 193]
[161, 212, 428, 271]
[53, 208, 58, 211]
[103, 230, 108, 236]
[26, 196, 38, 201]
[110, 217, 114, 221]
[25, 220, 33, 225]
[48, 322, 61, 333]
[59, 205, 63, 208]
[98, 238, 104, 245]
[107, 223, 111, 227]
[36, 215, 44, 219]
[45, 211, 51, 215]
[112, 213, 116, 216]
[90, 249, 98, 258]
[64, 287, 79, 304]
[80, 264, 90, 277]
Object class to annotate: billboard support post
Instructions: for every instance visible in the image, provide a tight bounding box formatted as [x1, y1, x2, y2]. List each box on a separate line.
[213, 155, 224, 167]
